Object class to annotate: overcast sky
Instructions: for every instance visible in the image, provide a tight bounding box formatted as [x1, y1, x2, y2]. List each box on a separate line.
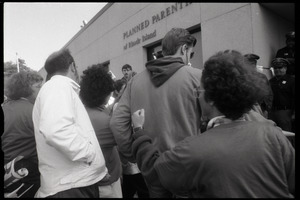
[4, 2, 107, 71]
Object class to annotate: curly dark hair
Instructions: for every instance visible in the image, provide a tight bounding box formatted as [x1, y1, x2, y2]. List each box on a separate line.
[44, 48, 74, 76]
[6, 71, 43, 100]
[79, 64, 115, 108]
[202, 50, 269, 120]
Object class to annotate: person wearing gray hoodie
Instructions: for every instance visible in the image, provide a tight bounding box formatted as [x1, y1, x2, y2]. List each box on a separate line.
[110, 27, 202, 198]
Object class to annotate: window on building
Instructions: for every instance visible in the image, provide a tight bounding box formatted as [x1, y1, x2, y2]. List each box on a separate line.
[146, 41, 162, 61]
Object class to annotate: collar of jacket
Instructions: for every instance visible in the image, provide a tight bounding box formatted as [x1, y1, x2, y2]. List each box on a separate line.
[145, 57, 185, 87]
[206, 115, 246, 131]
[51, 75, 80, 94]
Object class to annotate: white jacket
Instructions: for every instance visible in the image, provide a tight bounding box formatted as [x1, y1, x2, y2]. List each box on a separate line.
[33, 75, 107, 197]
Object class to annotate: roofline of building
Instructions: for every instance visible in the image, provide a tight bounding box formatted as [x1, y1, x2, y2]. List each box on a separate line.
[61, 2, 114, 50]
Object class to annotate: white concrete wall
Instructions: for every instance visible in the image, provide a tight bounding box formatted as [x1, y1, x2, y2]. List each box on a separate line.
[251, 3, 294, 69]
[200, 3, 252, 62]
[64, 3, 202, 79]
[58, 3, 294, 81]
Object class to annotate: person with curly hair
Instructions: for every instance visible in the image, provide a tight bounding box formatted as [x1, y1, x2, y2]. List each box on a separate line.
[79, 64, 122, 198]
[130, 50, 294, 198]
[2, 71, 43, 197]
[32, 49, 107, 198]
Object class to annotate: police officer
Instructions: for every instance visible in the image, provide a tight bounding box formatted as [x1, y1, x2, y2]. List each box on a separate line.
[276, 31, 295, 76]
[269, 58, 295, 132]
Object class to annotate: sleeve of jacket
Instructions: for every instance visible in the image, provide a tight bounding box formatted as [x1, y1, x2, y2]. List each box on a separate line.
[132, 130, 172, 197]
[38, 85, 95, 164]
[276, 131, 295, 195]
[154, 138, 197, 194]
[110, 80, 135, 162]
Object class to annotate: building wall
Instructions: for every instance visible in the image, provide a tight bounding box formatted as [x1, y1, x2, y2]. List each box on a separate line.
[64, 3, 201, 79]
[38, 3, 294, 81]
[200, 3, 252, 62]
[251, 3, 294, 69]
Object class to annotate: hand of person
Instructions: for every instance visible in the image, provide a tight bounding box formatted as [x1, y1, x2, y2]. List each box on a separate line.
[132, 109, 145, 128]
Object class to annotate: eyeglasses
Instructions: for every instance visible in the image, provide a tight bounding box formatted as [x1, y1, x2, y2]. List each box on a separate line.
[193, 87, 205, 98]
[190, 52, 194, 59]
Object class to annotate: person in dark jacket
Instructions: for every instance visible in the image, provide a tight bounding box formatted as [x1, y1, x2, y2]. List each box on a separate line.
[269, 58, 295, 132]
[2, 71, 43, 198]
[131, 50, 294, 198]
[79, 64, 122, 198]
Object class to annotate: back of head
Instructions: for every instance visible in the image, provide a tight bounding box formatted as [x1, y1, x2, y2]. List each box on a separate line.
[6, 71, 43, 100]
[202, 50, 268, 120]
[162, 27, 197, 56]
[79, 64, 115, 108]
[44, 49, 74, 78]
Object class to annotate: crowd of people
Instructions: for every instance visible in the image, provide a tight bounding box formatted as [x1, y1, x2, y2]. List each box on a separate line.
[2, 28, 294, 198]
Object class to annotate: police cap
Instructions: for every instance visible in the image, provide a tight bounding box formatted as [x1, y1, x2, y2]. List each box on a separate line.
[271, 58, 289, 68]
[286, 31, 295, 40]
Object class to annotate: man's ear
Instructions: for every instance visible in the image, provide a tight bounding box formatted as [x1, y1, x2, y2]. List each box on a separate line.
[181, 44, 188, 54]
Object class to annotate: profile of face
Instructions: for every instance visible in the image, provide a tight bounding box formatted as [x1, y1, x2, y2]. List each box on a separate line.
[29, 81, 43, 103]
[70, 62, 80, 83]
[122, 68, 132, 79]
[181, 44, 194, 66]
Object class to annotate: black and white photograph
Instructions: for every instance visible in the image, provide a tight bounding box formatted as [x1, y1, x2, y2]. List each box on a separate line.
[3, 2, 294, 198]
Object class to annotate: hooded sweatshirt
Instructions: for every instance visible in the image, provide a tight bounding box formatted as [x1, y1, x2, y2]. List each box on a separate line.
[110, 56, 202, 161]
[146, 57, 185, 87]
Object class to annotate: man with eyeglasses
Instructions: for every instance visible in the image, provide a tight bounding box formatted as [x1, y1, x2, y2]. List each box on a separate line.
[269, 58, 295, 132]
[110, 27, 202, 198]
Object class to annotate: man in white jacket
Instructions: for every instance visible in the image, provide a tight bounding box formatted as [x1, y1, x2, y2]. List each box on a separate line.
[32, 49, 107, 198]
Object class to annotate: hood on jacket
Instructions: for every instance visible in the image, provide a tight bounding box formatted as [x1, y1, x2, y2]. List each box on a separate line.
[145, 57, 185, 87]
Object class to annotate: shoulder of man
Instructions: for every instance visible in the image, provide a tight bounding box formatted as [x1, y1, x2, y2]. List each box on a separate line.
[181, 65, 203, 76]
